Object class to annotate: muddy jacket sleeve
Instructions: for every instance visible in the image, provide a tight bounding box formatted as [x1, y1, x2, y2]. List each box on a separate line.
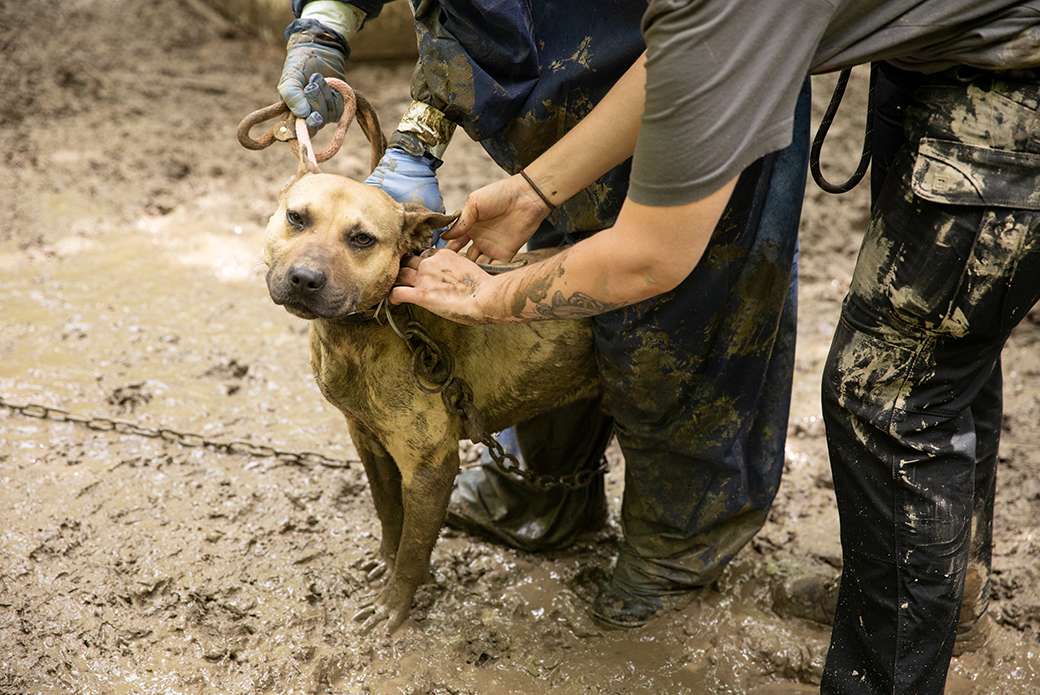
[411, 0, 647, 238]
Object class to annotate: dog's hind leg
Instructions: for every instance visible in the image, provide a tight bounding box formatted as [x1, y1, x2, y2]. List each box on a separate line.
[355, 443, 460, 634]
[347, 421, 403, 581]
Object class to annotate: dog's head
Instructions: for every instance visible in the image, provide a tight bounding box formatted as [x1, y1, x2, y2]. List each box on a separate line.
[263, 173, 457, 321]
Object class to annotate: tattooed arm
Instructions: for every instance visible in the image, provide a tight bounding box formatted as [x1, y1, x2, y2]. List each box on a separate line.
[389, 177, 738, 324]
[387, 49, 737, 324]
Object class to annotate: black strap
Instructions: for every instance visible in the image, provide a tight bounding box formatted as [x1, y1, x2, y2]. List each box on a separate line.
[810, 63, 879, 194]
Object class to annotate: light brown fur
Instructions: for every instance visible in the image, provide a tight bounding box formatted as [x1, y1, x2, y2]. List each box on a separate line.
[263, 173, 600, 633]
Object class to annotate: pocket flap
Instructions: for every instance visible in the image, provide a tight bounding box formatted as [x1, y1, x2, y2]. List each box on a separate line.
[911, 138, 1040, 209]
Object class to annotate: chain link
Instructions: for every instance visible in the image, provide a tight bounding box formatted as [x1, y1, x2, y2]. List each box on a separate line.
[0, 395, 356, 469]
[398, 317, 608, 491]
[404, 323, 455, 394]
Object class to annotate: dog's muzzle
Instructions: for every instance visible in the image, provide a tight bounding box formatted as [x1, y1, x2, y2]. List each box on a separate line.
[266, 262, 369, 321]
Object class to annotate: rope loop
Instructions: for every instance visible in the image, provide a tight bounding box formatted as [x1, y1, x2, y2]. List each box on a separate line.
[237, 79, 386, 174]
[810, 63, 879, 194]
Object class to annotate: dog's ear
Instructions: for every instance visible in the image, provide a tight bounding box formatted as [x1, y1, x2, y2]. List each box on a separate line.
[401, 203, 460, 253]
[279, 169, 314, 196]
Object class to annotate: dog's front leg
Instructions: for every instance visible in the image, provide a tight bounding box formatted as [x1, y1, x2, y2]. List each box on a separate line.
[354, 445, 460, 634]
[347, 421, 403, 581]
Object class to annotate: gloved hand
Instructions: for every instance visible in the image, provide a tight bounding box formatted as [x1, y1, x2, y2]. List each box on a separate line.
[364, 139, 446, 213]
[278, 18, 349, 131]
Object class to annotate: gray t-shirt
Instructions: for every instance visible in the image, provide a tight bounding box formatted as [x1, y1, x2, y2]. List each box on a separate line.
[629, 0, 1040, 207]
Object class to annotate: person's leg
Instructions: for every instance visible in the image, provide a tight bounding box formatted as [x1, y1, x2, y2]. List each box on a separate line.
[821, 325, 1000, 694]
[821, 69, 1040, 694]
[773, 380, 998, 648]
[444, 210, 618, 553]
[589, 80, 811, 626]
[437, 3, 650, 554]
[445, 395, 614, 552]
[772, 65, 997, 654]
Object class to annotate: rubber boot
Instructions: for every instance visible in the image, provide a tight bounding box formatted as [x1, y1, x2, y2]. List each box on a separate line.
[591, 583, 701, 629]
[955, 359, 999, 656]
[771, 571, 841, 624]
[445, 396, 614, 552]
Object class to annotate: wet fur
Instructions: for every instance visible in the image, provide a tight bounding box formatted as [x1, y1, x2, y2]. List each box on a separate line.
[263, 173, 600, 633]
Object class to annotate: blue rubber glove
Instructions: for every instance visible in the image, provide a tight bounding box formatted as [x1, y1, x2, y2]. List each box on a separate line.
[364, 142, 445, 214]
[366, 138, 449, 246]
[278, 18, 348, 131]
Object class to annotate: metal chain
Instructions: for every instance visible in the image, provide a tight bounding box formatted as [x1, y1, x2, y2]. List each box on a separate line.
[2, 315, 611, 488]
[0, 394, 356, 469]
[397, 316, 608, 491]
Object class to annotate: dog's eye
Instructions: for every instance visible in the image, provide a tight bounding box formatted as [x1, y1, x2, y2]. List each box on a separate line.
[286, 210, 304, 228]
[352, 233, 375, 247]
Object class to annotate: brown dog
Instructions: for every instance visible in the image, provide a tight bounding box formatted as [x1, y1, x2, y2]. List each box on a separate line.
[262, 172, 600, 633]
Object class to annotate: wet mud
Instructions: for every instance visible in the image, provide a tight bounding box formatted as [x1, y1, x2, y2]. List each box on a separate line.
[3, 2, 1040, 693]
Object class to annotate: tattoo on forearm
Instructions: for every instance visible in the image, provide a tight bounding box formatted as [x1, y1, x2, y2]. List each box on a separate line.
[510, 256, 564, 318]
[535, 291, 622, 319]
[508, 251, 623, 320]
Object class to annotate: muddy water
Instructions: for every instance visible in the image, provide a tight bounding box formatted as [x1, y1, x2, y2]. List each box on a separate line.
[4, 0, 1040, 692]
[0, 207, 339, 444]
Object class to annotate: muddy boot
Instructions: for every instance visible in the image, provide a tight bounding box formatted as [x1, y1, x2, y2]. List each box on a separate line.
[590, 582, 700, 629]
[445, 456, 607, 552]
[953, 558, 993, 656]
[589, 544, 715, 629]
[445, 398, 613, 552]
[953, 409, 996, 657]
[772, 569, 992, 655]
[771, 571, 841, 624]
[953, 613, 991, 656]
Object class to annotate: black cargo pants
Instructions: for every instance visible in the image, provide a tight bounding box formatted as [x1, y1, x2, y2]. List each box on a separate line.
[821, 64, 1040, 694]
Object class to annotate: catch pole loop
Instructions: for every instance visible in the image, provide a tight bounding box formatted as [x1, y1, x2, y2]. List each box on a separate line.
[236, 78, 386, 173]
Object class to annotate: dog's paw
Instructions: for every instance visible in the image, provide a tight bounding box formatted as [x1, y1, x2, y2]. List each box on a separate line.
[352, 602, 388, 633]
[355, 556, 390, 583]
[361, 559, 388, 582]
[352, 599, 407, 635]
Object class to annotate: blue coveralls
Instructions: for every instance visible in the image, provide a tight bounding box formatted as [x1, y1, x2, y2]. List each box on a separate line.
[297, 0, 810, 598]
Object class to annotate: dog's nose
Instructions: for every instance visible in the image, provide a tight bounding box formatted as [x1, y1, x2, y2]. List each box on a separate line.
[287, 265, 327, 297]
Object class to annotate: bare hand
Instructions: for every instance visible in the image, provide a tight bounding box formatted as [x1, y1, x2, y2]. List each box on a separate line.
[442, 174, 552, 263]
[390, 249, 494, 325]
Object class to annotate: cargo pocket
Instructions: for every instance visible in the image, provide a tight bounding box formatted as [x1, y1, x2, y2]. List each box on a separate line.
[910, 138, 1040, 337]
[847, 145, 980, 335]
[912, 138, 1040, 210]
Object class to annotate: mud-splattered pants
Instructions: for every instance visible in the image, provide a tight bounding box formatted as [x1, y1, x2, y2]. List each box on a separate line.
[459, 83, 811, 593]
[602, 84, 810, 595]
[821, 64, 1040, 694]
[419, 0, 812, 596]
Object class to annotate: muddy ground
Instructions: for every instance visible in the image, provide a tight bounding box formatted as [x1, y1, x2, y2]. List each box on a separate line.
[2, 2, 1040, 693]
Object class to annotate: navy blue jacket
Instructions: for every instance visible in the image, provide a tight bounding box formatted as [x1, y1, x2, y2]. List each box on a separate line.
[294, 0, 647, 235]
